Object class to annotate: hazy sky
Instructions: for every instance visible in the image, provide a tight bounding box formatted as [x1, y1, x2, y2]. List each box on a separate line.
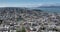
[0, 0, 60, 7]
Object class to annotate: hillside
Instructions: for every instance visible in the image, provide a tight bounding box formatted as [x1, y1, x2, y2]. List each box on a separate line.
[0, 7, 42, 21]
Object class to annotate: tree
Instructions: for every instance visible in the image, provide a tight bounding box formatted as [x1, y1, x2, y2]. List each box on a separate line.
[16, 29, 20, 32]
[16, 26, 26, 32]
[21, 26, 26, 32]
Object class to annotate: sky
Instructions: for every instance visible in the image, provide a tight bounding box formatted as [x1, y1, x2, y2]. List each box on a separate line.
[0, 0, 60, 7]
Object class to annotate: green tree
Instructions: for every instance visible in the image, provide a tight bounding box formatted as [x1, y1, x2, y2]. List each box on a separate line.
[21, 26, 26, 32]
[16, 29, 20, 32]
[16, 26, 26, 32]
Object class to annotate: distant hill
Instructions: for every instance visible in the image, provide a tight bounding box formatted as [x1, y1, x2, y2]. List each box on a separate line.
[38, 6, 60, 8]
[0, 7, 42, 15]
